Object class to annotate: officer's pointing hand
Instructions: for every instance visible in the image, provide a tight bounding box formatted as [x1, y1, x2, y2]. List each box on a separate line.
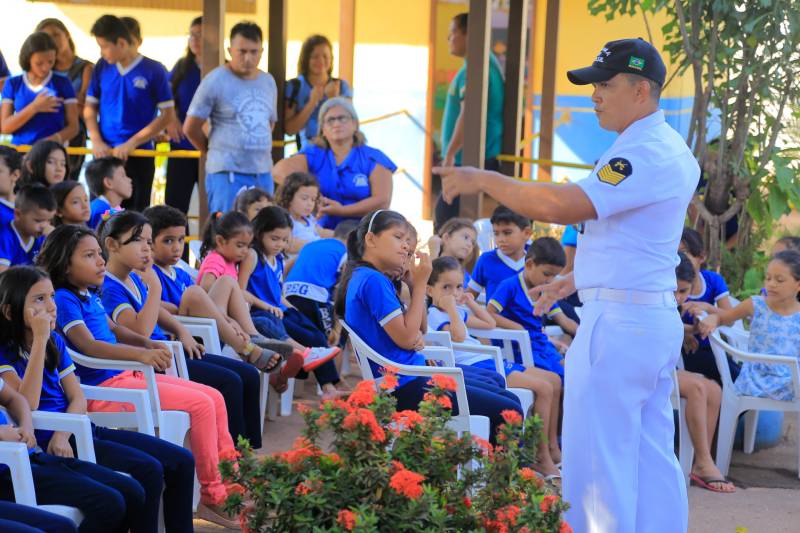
[432, 166, 484, 204]
[529, 274, 576, 317]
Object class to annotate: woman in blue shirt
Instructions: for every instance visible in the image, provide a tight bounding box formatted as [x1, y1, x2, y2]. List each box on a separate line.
[273, 97, 393, 230]
[36, 18, 94, 181]
[0, 32, 78, 147]
[165, 16, 203, 214]
[284, 34, 353, 150]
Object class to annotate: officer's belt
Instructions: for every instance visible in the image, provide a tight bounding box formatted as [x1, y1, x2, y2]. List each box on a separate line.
[579, 288, 676, 307]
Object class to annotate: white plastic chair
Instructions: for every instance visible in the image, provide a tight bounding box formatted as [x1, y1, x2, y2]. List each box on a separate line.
[468, 327, 535, 368]
[177, 316, 272, 429]
[342, 322, 490, 441]
[473, 218, 494, 254]
[0, 409, 96, 527]
[709, 329, 800, 478]
[423, 331, 534, 418]
[670, 369, 693, 487]
[187, 239, 202, 269]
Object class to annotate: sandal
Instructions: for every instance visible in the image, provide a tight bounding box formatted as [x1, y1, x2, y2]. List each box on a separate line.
[268, 351, 306, 392]
[196, 503, 239, 529]
[240, 342, 283, 373]
[690, 473, 736, 493]
[251, 335, 294, 358]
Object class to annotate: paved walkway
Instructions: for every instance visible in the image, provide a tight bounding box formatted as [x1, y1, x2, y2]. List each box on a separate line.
[196, 374, 799, 532]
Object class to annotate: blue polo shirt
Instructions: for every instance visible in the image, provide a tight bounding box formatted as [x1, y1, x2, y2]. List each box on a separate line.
[88, 196, 115, 230]
[169, 59, 201, 150]
[0, 221, 44, 267]
[86, 56, 173, 148]
[488, 272, 562, 373]
[155, 264, 194, 308]
[284, 238, 347, 303]
[247, 253, 285, 310]
[468, 248, 527, 300]
[300, 144, 397, 230]
[344, 266, 425, 387]
[101, 271, 169, 341]
[55, 288, 121, 386]
[284, 75, 353, 147]
[0, 332, 76, 448]
[682, 269, 730, 348]
[1, 72, 77, 145]
[0, 199, 14, 226]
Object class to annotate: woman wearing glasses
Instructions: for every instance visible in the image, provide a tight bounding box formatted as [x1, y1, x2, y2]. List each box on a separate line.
[273, 97, 394, 230]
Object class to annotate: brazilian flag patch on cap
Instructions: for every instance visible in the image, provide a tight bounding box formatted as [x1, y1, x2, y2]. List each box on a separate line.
[628, 56, 645, 71]
[597, 157, 632, 186]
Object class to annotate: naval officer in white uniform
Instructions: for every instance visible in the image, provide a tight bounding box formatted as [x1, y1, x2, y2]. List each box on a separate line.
[434, 38, 699, 532]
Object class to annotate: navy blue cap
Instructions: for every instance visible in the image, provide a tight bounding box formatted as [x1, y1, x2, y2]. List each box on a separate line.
[567, 38, 666, 87]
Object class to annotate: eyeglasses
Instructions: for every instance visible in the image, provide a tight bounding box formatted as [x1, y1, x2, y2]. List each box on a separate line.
[324, 114, 351, 126]
[189, 32, 202, 41]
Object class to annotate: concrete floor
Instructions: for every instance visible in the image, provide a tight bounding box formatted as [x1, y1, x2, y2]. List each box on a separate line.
[195, 372, 799, 532]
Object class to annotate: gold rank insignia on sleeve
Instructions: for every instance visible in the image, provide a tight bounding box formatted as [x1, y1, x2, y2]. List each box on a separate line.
[596, 157, 633, 186]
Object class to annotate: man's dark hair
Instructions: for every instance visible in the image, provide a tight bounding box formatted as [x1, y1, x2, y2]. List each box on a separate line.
[15, 184, 56, 213]
[625, 73, 661, 102]
[143, 205, 188, 239]
[525, 237, 566, 267]
[85, 157, 124, 197]
[230, 21, 262, 43]
[675, 252, 696, 283]
[120, 16, 142, 43]
[490, 205, 531, 231]
[453, 13, 468, 33]
[19, 32, 57, 72]
[90, 15, 133, 45]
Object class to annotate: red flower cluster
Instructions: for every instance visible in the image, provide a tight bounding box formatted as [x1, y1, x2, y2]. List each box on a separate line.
[519, 467, 536, 481]
[337, 509, 357, 531]
[428, 374, 457, 391]
[423, 392, 453, 410]
[379, 372, 399, 390]
[226, 483, 245, 496]
[496, 504, 521, 527]
[560, 521, 574, 533]
[501, 409, 523, 425]
[343, 407, 387, 443]
[389, 467, 426, 500]
[472, 435, 494, 456]
[348, 380, 377, 407]
[540, 494, 560, 513]
[219, 448, 241, 461]
[276, 437, 320, 466]
[392, 409, 425, 430]
[295, 481, 313, 495]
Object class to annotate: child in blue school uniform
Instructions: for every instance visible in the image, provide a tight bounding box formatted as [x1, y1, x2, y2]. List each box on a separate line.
[276, 171, 333, 255]
[35, 224, 242, 527]
[239, 206, 343, 398]
[0, 32, 78, 146]
[0, 184, 55, 272]
[18, 140, 68, 189]
[84, 15, 176, 211]
[336, 209, 523, 442]
[468, 205, 531, 301]
[98, 210, 265, 449]
[679, 227, 739, 384]
[51, 181, 90, 227]
[0, 266, 196, 532]
[427, 217, 478, 290]
[0, 146, 21, 226]
[86, 157, 132, 230]
[487, 237, 578, 380]
[426, 256, 563, 476]
[284, 220, 357, 342]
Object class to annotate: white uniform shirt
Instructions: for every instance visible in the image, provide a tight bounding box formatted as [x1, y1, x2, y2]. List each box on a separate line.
[574, 110, 700, 292]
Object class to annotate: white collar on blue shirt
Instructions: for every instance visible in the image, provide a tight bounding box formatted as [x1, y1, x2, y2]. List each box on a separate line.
[0, 198, 14, 210]
[115, 55, 144, 77]
[23, 71, 53, 92]
[496, 248, 526, 271]
[155, 263, 177, 281]
[11, 221, 35, 252]
[105, 271, 143, 305]
[518, 272, 535, 307]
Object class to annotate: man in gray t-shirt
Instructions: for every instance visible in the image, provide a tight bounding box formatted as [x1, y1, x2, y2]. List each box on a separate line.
[184, 21, 277, 213]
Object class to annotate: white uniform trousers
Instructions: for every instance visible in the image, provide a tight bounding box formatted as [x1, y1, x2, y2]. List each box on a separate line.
[562, 298, 687, 533]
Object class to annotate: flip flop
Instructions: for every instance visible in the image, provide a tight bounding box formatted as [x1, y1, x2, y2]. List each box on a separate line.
[252, 335, 294, 359]
[690, 473, 736, 493]
[196, 503, 239, 529]
[250, 347, 283, 373]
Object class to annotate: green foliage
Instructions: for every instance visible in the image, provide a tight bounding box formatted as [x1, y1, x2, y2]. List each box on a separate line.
[220, 373, 570, 532]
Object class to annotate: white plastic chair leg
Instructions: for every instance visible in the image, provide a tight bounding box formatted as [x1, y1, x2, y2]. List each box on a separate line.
[743, 410, 759, 454]
[508, 388, 533, 419]
[677, 401, 694, 487]
[280, 378, 296, 417]
[715, 406, 739, 477]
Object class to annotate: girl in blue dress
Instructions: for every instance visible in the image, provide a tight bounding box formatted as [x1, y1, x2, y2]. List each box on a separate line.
[694, 250, 800, 401]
